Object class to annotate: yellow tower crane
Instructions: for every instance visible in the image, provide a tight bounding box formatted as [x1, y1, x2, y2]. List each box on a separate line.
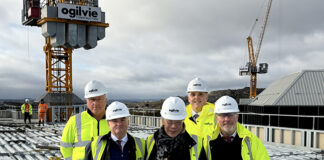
[239, 0, 272, 98]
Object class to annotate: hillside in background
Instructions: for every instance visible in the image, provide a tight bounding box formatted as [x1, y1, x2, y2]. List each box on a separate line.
[126, 87, 264, 115]
[1, 87, 264, 113]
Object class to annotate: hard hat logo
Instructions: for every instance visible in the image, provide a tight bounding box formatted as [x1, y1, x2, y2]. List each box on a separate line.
[89, 89, 98, 93]
[193, 83, 202, 86]
[113, 109, 122, 112]
[169, 109, 179, 112]
[222, 103, 232, 106]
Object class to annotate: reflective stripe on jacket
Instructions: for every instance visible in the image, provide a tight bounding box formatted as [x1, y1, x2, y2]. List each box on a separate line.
[91, 133, 145, 160]
[184, 102, 216, 137]
[38, 103, 48, 113]
[60, 111, 110, 160]
[203, 122, 270, 160]
[146, 132, 203, 160]
[21, 103, 33, 115]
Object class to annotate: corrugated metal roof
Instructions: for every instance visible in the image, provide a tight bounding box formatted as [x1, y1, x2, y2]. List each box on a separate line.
[250, 70, 324, 106]
[0, 125, 62, 160]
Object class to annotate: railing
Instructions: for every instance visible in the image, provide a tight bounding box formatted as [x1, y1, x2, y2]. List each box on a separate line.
[129, 113, 324, 149]
[239, 112, 324, 130]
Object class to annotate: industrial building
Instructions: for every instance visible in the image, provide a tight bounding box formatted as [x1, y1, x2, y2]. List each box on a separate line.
[240, 69, 324, 149]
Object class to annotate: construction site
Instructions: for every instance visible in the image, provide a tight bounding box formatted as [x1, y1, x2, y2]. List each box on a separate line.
[0, 0, 323, 159]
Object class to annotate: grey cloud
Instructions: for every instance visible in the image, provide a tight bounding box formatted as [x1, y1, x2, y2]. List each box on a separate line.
[1, 0, 324, 100]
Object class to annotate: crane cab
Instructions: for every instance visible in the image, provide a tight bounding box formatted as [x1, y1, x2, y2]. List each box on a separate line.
[22, 0, 41, 26]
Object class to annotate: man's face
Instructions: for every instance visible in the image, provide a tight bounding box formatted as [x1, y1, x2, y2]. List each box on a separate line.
[108, 117, 129, 138]
[86, 95, 107, 116]
[216, 113, 239, 136]
[188, 92, 208, 110]
[162, 119, 184, 138]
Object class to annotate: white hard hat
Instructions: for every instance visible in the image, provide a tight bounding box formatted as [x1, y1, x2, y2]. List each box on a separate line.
[25, 99, 29, 103]
[84, 80, 107, 99]
[186, 77, 208, 93]
[160, 97, 186, 120]
[106, 101, 130, 120]
[214, 96, 240, 114]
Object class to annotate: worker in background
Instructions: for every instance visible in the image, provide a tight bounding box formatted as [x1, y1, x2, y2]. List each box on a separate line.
[184, 77, 216, 138]
[89, 101, 145, 160]
[21, 98, 32, 124]
[60, 80, 110, 160]
[38, 99, 48, 126]
[145, 97, 206, 160]
[203, 96, 270, 160]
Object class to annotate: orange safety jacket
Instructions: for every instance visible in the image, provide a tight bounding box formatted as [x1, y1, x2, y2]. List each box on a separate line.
[25, 104, 30, 112]
[38, 103, 48, 113]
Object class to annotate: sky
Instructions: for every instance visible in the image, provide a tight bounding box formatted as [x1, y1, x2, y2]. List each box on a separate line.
[0, 0, 324, 100]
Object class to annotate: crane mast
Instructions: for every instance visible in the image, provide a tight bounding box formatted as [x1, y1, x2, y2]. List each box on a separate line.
[240, 0, 272, 98]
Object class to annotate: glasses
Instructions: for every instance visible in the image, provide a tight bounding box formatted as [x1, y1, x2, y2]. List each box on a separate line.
[216, 113, 236, 118]
[164, 120, 183, 125]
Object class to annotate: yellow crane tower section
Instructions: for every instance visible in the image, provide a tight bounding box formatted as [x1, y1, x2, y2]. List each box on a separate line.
[240, 0, 272, 98]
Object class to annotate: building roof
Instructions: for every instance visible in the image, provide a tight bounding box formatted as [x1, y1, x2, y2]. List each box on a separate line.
[250, 70, 324, 106]
[35, 93, 85, 105]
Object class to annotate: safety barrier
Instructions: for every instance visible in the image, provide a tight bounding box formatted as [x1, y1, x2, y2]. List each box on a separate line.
[129, 115, 162, 128]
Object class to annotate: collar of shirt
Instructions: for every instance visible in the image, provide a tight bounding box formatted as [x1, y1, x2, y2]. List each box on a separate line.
[111, 133, 128, 149]
[191, 110, 201, 117]
[220, 130, 237, 140]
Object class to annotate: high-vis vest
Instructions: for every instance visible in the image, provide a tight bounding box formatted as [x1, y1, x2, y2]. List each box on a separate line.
[91, 134, 145, 160]
[146, 133, 203, 160]
[38, 103, 48, 113]
[60, 111, 110, 160]
[184, 102, 216, 137]
[203, 122, 270, 160]
[21, 103, 33, 115]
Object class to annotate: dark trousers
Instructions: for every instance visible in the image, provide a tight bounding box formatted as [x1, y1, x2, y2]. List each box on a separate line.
[24, 112, 31, 124]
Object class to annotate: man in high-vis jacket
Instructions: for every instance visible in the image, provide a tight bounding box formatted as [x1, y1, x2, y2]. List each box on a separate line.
[203, 96, 270, 160]
[184, 77, 216, 138]
[145, 97, 206, 160]
[89, 101, 145, 160]
[60, 80, 110, 160]
[21, 98, 32, 124]
[38, 99, 48, 126]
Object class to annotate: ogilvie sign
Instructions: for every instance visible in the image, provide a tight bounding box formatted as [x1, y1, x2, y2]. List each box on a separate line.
[58, 3, 101, 22]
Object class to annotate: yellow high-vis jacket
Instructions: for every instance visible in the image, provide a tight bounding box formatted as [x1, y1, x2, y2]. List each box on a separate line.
[203, 122, 270, 160]
[21, 103, 32, 115]
[184, 102, 216, 137]
[91, 132, 145, 160]
[60, 110, 110, 160]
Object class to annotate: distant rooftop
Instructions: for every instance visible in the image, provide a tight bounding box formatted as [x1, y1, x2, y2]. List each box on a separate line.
[250, 70, 324, 106]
